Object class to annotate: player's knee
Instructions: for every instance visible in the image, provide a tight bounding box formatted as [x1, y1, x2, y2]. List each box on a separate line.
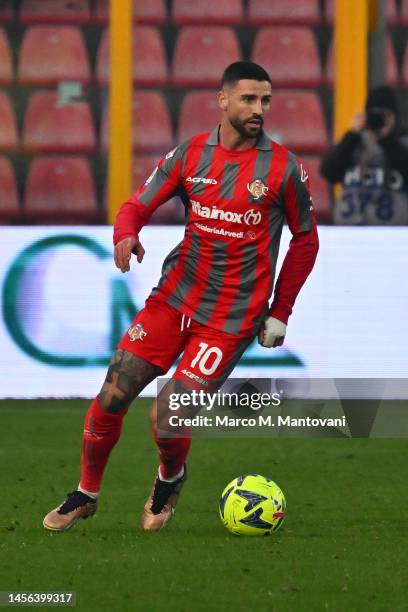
[98, 391, 130, 414]
[97, 350, 140, 414]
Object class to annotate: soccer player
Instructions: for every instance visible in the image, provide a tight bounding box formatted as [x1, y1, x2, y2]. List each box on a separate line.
[43, 61, 319, 532]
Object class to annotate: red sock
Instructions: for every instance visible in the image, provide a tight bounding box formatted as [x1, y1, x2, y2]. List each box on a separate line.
[152, 430, 192, 479]
[79, 398, 126, 494]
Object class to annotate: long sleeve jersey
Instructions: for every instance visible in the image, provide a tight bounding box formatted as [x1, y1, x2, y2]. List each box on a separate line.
[114, 127, 319, 336]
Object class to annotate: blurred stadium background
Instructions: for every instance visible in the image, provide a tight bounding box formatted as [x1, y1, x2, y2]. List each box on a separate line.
[1, 0, 407, 226]
[1, 0, 408, 397]
[2, 4, 408, 610]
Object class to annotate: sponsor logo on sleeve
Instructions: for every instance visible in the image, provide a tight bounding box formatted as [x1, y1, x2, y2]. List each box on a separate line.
[144, 166, 158, 186]
[300, 163, 309, 183]
[165, 147, 177, 159]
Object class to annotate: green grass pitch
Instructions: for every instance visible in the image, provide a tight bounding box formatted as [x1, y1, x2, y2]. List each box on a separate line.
[1, 399, 407, 612]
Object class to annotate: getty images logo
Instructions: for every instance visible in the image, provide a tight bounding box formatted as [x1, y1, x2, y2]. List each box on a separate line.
[191, 200, 261, 225]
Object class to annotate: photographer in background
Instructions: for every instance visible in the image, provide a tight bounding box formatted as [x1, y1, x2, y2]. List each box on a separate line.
[320, 86, 408, 225]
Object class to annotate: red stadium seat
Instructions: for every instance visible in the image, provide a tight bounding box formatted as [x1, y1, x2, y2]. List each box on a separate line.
[302, 156, 332, 223]
[325, 0, 398, 25]
[0, 157, 19, 221]
[133, 156, 185, 224]
[132, 155, 161, 191]
[0, 0, 13, 23]
[96, 27, 168, 86]
[173, 0, 243, 25]
[252, 28, 322, 88]
[18, 26, 90, 85]
[22, 91, 96, 153]
[24, 156, 97, 222]
[402, 42, 408, 86]
[20, 0, 90, 24]
[325, 37, 398, 87]
[385, 37, 399, 87]
[101, 91, 173, 153]
[387, 0, 399, 25]
[0, 28, 13, 84]
[93, 0, 166, 25]
[248, 0, 320, 26]
[172, 27, 241, 87]
[389, 0, 399, 25]
[402, 0, 408, 25]
[0, 93, 18, 152]
[149, 197, 186, 224]
[103, 157, 184, 223]
[104, 155, 159, 208]
[264, 91, 328, 153]
[177, 91, 220, 142]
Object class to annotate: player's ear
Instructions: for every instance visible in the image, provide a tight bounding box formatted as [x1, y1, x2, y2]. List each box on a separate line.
[218, 90, 228, 112]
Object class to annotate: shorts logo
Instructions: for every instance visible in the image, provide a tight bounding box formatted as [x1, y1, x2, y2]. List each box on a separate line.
[247, 179, 268, 200]
[181, 369, 209, 386]
[128, 323, 147, 341]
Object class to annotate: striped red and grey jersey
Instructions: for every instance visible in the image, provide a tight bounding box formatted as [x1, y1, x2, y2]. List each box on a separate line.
[114, 127, 319, 336]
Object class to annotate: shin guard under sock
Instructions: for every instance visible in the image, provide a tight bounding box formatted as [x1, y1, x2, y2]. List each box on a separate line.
[79, 398, 126, 493]
[152, 429, 192, 479]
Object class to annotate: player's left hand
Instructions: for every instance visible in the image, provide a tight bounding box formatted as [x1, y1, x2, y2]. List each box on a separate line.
[258, 316, 287, 348]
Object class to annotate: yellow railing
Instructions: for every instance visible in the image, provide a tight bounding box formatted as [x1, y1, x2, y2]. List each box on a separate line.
[107, 0, 133, 225]
[334, 0, 370, 142]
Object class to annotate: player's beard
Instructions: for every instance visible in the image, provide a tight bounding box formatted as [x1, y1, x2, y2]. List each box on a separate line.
[229, 115, 264, 140]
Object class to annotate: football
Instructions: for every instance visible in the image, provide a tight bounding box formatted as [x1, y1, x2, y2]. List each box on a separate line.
[219, 474, 286, 536]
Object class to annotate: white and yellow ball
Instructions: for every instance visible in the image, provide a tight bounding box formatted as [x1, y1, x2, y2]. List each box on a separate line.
[219, 474, 286, 536]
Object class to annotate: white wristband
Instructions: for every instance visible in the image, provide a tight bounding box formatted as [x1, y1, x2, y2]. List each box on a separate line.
[261, 316, 287, 348]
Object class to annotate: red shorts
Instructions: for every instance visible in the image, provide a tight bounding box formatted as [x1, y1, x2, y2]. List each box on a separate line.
[117, 296, 254, 389]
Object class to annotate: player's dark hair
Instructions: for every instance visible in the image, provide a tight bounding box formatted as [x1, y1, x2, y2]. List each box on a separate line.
[221, 61, 271, 88]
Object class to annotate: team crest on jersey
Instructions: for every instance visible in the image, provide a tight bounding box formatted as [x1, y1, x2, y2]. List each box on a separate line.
[247, 178, 269, 200]
[128, 323, 147, 342]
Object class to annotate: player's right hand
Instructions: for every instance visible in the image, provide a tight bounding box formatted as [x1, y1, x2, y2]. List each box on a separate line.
[114, 236, 145, 272]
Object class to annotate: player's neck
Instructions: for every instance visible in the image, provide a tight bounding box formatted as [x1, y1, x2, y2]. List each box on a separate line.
[218, 123, 257, 151]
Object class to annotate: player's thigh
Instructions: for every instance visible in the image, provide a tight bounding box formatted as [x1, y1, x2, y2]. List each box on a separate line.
[151, 378, 195, 436]
[100, 297, 187, 413]
[154, 327, 253, 435]
[117, 295, 187, 373]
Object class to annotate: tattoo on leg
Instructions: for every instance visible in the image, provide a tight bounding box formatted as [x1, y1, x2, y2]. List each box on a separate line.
[98, 350, 164, 414]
